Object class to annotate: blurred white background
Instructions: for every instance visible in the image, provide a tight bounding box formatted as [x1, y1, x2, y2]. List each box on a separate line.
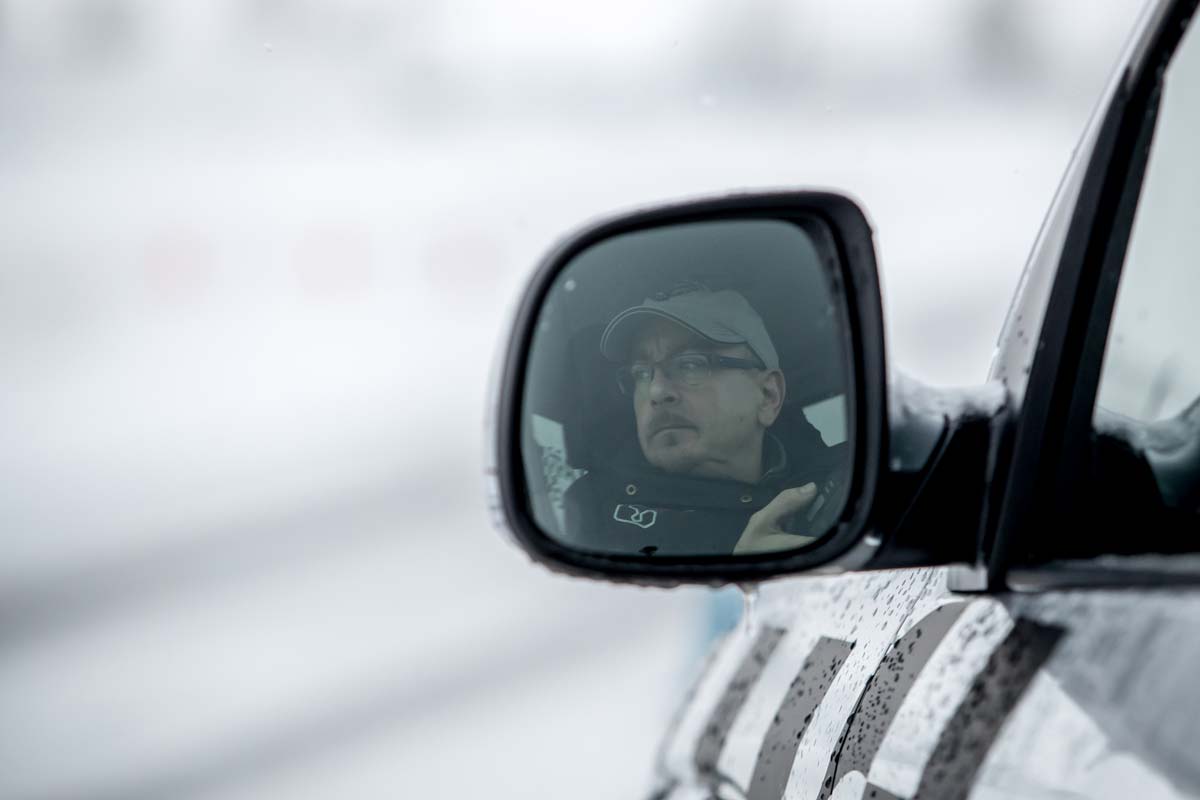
[0, 1, 1145, 798]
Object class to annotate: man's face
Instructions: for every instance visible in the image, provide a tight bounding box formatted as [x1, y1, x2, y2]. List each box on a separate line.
[629, 318, 785, 482]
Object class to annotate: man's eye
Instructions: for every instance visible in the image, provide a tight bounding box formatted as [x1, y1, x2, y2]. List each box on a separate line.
[674, 355, 709, 374]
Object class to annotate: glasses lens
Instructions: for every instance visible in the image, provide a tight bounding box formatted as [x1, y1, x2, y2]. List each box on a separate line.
[668, 353, 712, 386]
[616, 367, 634, 395]
[618, 363, 657, 394]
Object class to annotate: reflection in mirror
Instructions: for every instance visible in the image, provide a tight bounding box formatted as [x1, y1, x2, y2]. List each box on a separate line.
[521, 218, 855, 557]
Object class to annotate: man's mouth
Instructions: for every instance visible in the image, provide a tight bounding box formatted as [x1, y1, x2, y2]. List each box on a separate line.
[651, 421, 695, 438]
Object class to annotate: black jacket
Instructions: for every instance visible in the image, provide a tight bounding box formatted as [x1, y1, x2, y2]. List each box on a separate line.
[562, 435, 849, 556]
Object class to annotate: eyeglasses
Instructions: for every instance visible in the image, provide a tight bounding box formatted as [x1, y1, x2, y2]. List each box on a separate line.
[616, 352, 766, 395]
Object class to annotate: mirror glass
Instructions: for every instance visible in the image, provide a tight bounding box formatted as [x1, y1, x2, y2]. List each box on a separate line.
[520, 217, 855, 557]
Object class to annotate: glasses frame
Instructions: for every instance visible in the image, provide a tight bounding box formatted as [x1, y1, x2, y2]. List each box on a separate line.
[616, 351, 768, 395]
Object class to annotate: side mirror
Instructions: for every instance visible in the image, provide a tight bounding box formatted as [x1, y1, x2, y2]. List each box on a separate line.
[489, 191, 889, 584]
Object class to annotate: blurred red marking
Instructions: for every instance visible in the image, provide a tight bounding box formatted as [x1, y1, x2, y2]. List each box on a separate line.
[422, 228, 507, 300]
[142, 230, 216, 301]
[293, 225, 374, 299]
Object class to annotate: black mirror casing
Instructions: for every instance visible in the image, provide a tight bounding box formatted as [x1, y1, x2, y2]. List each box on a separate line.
[490, 191, 888, 586]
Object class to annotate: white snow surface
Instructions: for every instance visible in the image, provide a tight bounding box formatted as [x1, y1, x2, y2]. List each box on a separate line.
[890, 372, 1009, 424]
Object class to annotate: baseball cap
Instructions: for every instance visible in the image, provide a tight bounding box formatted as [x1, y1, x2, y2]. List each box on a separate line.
[600, 285, 780, 369]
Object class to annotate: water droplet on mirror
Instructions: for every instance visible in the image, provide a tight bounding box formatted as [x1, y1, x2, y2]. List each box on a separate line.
[264, 42, 273, 53]
[739, 583, 760, 634]
[564, 279, 576, 292]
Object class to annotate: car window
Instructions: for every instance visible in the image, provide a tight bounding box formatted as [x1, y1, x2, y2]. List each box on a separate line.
[1090, 19, 1200, 525]
[1094, 21, 1200, 424]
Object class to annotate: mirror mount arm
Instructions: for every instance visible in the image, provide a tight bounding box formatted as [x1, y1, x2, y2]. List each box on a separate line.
[865, 380, 1010, 572]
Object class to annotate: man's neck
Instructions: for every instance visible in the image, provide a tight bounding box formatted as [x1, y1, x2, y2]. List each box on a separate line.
[692, 440, 764, 484]
[760, 432, 788, 480]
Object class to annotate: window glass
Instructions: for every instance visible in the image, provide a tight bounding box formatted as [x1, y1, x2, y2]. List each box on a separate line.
[1090, 21, 1200, 531]
[1095, 22, 1200, 423]
[520, 219, 856, 557]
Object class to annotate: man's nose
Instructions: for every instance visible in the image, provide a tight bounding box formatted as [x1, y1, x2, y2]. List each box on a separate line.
[647, 369, 678, 405]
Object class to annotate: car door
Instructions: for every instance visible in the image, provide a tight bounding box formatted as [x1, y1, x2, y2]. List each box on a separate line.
[976, 0, 1200, 793]
[650, 0, 1200, 798]
[655, 570, 1049, 799]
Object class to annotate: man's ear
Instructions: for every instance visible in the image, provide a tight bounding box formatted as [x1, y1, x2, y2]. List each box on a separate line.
[758, 369, 786, 427]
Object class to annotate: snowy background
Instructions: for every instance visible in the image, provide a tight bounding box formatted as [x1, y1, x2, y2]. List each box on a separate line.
[0, 1, 1145, 797]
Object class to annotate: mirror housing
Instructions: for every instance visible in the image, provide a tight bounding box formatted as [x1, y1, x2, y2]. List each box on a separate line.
[488, 191, 999, 586]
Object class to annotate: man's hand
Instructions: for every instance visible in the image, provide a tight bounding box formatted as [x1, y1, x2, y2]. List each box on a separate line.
[733, 484, 820, 555]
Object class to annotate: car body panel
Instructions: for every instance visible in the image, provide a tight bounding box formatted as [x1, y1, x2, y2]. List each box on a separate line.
[657, 570, 1200, 799]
